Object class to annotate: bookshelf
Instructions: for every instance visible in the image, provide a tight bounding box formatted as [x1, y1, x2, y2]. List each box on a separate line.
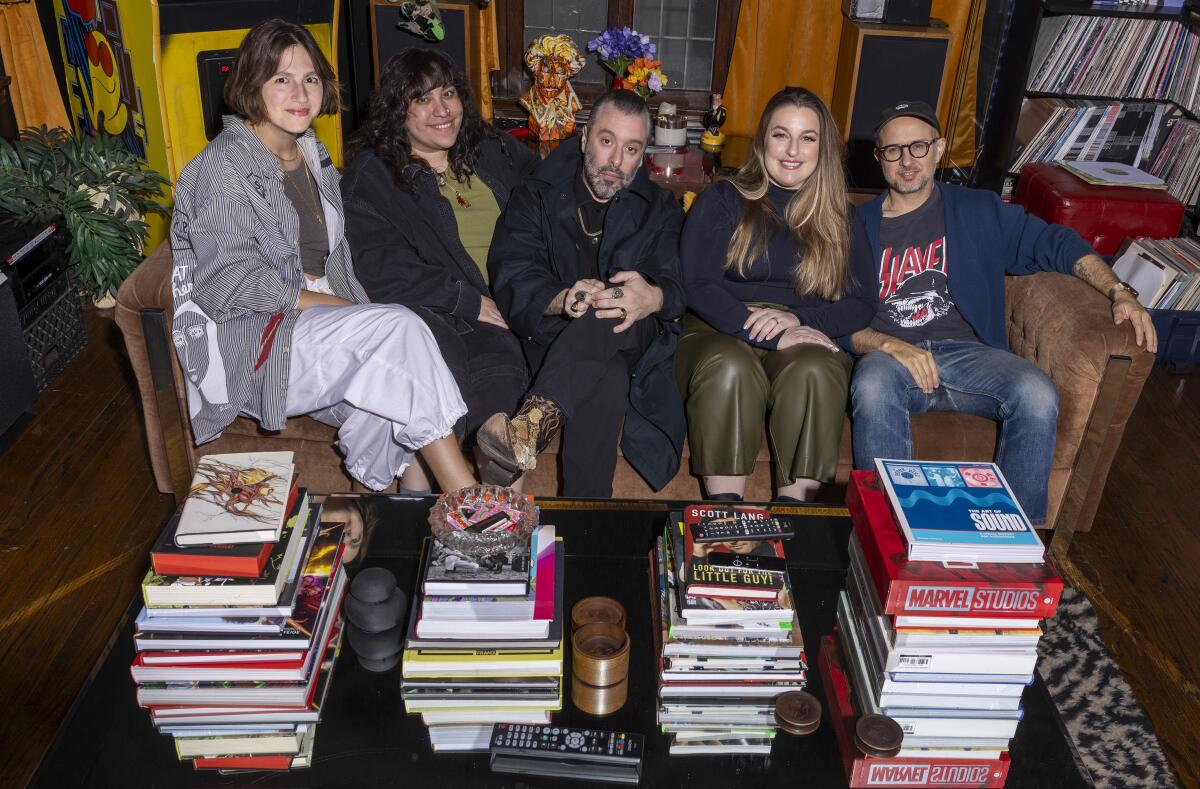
[975, 1, 1200, 224]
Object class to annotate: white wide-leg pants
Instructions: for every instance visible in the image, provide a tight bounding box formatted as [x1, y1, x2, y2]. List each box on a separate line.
[284, 303, 467, 490]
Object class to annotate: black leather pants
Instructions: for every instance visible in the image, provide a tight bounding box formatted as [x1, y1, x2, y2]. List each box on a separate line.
[675, 313, 852, 487]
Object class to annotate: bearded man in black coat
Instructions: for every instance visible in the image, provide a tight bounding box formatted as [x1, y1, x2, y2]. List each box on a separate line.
[479, 90, 686, 497]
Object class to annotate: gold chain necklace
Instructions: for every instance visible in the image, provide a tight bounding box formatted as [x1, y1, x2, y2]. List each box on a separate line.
[436, 170, 472, 208]
[274, 141, 301, 162]
[576, 206, 603, 238]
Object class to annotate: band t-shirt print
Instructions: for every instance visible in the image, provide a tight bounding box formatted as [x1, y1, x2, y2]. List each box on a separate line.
[870, 186, 976, 344]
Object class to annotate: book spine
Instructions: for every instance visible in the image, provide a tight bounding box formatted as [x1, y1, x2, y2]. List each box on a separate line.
[820, 635, 1010, 789]
[887, 579, 1061, 619]
[849, 757, 1010, 788]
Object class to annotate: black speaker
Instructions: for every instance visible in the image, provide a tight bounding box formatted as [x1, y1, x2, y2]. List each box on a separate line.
[0, 272, 37, 443]
[831, 19, 950, 189]
[884, 0, 933, 27]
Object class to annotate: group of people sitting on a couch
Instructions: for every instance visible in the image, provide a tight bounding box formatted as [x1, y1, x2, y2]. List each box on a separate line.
[170, 19, 1156, 527]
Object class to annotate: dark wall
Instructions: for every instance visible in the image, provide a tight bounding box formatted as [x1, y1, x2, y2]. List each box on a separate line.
[34, 0, 71, 131]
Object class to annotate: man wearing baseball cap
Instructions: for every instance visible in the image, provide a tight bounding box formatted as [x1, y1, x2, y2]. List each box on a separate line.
[841, 100, 1156, 525]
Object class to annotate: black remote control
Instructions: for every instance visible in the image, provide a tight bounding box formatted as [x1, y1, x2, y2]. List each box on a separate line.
[693, 516, 794, 543]
[489, 723, 643, 784]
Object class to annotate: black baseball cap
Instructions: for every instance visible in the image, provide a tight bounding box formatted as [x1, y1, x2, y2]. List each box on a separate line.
[875, 100, 941, 138]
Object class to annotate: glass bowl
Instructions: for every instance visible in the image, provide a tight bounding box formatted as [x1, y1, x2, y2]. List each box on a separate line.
[427, 485, 538, 561]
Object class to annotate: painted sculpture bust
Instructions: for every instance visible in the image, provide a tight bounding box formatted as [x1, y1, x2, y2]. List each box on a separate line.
[521, 34, 586, 143]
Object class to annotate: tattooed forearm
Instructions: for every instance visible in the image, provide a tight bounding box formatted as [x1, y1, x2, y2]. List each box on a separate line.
[1073, 254, 1120, 297]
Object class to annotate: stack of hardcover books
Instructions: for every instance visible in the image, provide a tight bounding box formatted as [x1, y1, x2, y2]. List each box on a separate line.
[130, 452, 350, 772]
[402, 522, 564, 752]
[649, 505, 806, 756]
[823, 467, 1064, 788]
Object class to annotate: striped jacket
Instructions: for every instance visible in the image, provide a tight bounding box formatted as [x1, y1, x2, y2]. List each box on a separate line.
[169, 116, 369, 444]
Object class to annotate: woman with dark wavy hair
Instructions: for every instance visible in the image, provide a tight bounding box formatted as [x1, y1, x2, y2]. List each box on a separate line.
[342, 48, 537, 492]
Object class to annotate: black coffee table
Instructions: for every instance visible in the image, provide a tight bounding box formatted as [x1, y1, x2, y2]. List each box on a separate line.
[32, 497, 1087, 788]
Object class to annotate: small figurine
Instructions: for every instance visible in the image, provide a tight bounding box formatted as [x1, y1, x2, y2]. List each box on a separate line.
[700, 92, 727, 152]
[520, 34, 586, 143]
[397, 0, 444, 42]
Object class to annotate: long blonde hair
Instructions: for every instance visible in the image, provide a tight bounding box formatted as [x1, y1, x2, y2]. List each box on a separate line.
[724, 87, 849, 300]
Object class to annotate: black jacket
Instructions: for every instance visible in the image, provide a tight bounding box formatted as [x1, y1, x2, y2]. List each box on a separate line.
[340, 132, 538, 323]
[487, 140, 687, 490]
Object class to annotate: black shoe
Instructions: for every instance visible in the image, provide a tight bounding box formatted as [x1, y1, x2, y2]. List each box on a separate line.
[707, 492, 743, 502]
[774, 495, 803, 503]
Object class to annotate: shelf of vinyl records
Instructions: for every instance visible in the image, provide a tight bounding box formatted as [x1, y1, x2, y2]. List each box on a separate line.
[1001, 9, 1200, 210]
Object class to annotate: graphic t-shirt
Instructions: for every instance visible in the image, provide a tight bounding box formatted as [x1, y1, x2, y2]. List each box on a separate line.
[870, 187, 976, 343]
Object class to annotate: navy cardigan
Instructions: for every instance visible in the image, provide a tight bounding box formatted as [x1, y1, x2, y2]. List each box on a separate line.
[845, 183, 1095, 352]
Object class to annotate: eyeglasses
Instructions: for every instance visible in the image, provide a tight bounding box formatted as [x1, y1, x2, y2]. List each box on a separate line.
[875, 138, 939, 162]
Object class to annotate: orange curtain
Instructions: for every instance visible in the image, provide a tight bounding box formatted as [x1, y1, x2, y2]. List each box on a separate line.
[476, 2, 501, 120]
[723, 0, 981, 167]
[940, 0, 986, 170]
[0, 2, 69, 129]
[722, 1, 846, 138]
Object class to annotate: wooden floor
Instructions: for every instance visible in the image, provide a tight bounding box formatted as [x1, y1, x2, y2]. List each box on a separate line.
[1, 306, 1197, 788]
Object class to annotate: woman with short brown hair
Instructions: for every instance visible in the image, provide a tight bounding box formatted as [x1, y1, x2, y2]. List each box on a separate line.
[170, 19, 476, 494]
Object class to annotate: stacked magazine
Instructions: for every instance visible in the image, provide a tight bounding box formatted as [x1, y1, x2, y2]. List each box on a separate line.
[131, 454, 349, 771]
[401, 523, 564, 752]
[650, 505, 806, 756]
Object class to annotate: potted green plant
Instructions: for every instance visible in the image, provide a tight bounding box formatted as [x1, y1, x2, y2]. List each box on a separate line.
[0, 126, 169, 305]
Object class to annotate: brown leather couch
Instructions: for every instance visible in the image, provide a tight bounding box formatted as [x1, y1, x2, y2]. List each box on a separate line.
[117, 243, 1153, 535]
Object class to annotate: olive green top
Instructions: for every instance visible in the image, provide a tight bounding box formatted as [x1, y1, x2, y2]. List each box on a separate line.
[439, 172, 501, 283]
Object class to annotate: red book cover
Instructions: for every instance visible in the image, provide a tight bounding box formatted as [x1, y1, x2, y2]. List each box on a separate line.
[819, 634, 1011, 788]
[193, 754, 292, 770]
[847, 472, 1062, 619]
[682, 510, 785, 573]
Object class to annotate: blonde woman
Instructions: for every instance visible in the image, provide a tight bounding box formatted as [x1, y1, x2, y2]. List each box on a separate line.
[676, 86, 873, 502]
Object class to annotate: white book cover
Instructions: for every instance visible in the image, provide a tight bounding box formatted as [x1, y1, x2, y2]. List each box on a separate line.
[175, 452, 294, 546]
[1112, 240, 1179, 308]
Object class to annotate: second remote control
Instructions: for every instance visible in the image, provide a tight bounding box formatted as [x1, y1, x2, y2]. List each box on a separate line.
[491, 723, 643, 766]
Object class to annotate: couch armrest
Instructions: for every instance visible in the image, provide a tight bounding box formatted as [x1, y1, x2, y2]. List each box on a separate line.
[115, 244, 185, 495]
[1006, 272, 1149, 387]
[1006, 272, 1154, 536]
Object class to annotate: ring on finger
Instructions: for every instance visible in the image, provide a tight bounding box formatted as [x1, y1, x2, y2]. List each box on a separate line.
[611, 286, 624, 300]
[618, 307, 628, 320]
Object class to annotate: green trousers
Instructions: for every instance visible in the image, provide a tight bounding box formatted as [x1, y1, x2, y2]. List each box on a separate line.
[675, 312, 853, 487]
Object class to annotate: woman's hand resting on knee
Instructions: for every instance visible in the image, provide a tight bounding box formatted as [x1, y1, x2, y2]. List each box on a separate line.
[776, 325, 839, 352]
[744, 306, 800, 342]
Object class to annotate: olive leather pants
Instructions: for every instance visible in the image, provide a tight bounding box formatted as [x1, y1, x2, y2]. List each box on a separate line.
[675, 313, 852, 488]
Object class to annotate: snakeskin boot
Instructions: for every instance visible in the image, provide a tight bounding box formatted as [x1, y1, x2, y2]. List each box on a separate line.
[476, 395, 564, 485]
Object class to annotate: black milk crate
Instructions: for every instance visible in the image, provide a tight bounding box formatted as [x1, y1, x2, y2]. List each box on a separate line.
[1149, 308, 1200, 373]
[18, 268, 87, 391]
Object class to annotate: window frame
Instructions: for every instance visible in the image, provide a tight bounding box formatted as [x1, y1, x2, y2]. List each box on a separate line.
[494, 0, 742, 117]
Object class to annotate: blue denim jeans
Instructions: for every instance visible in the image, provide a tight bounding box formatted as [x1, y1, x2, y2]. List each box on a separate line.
[850, 340, 1059, 525]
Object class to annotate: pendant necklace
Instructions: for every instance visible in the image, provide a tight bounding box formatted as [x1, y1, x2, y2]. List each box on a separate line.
[296, 161, 326, 227]
[436, 170, 472, 208]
